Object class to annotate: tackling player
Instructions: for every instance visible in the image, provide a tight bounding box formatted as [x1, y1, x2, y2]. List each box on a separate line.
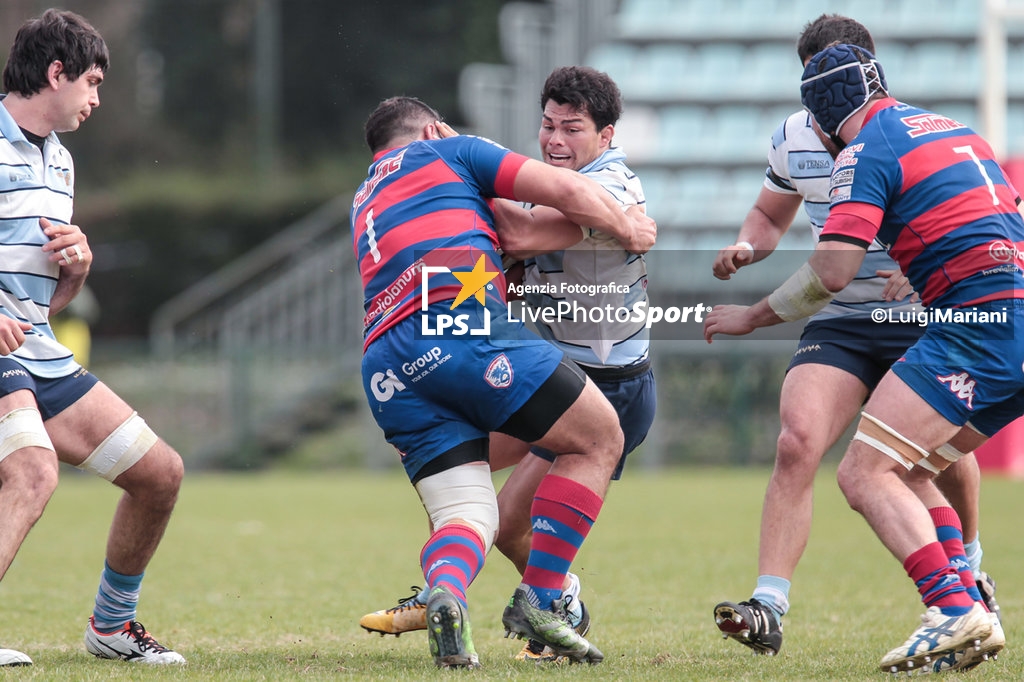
[353, 94, 655, 668]
[357, 66, 656, 664]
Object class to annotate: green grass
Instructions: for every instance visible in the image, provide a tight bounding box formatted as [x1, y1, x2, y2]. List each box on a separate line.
[2, 467, 1021, 680]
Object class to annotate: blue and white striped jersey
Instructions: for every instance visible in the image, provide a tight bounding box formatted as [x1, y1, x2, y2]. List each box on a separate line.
[0, 97, 81, 378]
[522, 147, 650, 368]
[765, 110, 915, 320]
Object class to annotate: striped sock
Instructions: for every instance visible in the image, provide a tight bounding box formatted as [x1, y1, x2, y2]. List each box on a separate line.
[420, 523, 485, 608]
[904, 543, 975, 616]
[929, 506, 986, 606]
[752, 575, 791, 620]
[521, 475, 603, 611]
[92, 561, 142, 632]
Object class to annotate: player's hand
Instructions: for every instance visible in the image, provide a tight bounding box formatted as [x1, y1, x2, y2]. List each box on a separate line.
[40, 217, 91, 274]
[703, 304, 756, 343]
[0, 316, 32, 355]
[434, 120, 459, 138]
[712, 242, 755, 280]
[876, 269, 918, 302]
[622, 208, 656, 254]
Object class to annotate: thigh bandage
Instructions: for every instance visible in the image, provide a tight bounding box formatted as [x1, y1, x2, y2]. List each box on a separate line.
[853, 412, 928, 470]
[0, 407, 54, 462]
[76, 411, 157, 481]
[919, 441, 969, 474]
[415, 462, 498, 551]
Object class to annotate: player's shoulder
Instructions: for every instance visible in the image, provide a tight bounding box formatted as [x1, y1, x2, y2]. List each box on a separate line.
[771, 110, 817, 150]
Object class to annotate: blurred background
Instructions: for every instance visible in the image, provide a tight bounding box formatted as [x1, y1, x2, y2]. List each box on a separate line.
[4, 0, 1023, 474]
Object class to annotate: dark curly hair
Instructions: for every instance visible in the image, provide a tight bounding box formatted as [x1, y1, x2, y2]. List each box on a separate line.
[540, 66, 622, 131]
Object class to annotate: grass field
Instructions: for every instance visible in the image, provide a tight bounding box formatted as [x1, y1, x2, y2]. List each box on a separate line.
[2, 466, 1021, 680]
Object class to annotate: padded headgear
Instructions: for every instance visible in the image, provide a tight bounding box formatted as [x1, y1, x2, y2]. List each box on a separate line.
[800, 43, 888, 138]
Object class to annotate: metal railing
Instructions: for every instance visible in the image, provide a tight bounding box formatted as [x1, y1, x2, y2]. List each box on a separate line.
[147, 194, 365, 466]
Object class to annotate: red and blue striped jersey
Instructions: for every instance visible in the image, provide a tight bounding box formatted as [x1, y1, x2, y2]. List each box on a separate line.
[350, 136, 528, 347]
[820, 98, 1024, 308]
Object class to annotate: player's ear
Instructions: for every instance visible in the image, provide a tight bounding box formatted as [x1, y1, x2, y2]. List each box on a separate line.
[424, 121, 441, 141]
[599, 124, 614, 149]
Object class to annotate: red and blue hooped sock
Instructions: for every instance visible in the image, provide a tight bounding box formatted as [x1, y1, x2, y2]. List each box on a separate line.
[420, 523, 485, 608]
[904, 542, 975, 616]
[929, 506, 986, 606]
[521, 475, 603, 611]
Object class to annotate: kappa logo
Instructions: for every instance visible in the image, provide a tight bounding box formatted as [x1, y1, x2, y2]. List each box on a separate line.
[369, 368, 407, 403]
[937, 371, 976, 410]
[484, 353, 513, 389]
[532, 519, 557, 534]
[428, 559, 451, 574]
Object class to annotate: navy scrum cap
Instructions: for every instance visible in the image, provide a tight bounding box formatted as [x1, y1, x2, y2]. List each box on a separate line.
[800, 43, 888, 138]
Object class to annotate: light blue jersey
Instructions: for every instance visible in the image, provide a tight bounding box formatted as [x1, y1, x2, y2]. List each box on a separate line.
[0, 97, 81, 378]
[765, 110, 916, 321]
[522, 147, 649, 368]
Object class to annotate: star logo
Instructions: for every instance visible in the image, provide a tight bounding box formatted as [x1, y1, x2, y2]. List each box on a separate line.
[450, 254, 498, 309]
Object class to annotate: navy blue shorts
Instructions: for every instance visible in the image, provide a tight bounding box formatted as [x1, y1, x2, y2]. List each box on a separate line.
[363, 299, 570, 482]
[787, 316, 926, 392]
[531, 361, 656, 480]
[892, 300, 1024, 437]
[0, 358, 98, 420]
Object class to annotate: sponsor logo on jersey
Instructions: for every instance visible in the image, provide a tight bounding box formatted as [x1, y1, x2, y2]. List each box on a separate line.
[353, 149, 406, 209]
[833, 143, 864, 170]
[901, 113, 966, 138]
[988, 240, 1022, 264]
[937, 371, 976, 410]
[832, 168, 855, 185]
[829, 185, 852, 203]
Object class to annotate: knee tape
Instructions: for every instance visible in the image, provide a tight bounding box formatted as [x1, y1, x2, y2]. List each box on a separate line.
[76, 411, 157, 481]
[415, 462, 498, 551]
[0, 407, 54, 462]
[853, 412, 928, 471]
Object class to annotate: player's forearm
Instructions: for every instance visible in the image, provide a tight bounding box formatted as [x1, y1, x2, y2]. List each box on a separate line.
[737, 205, 788, 262]
[513, 160, 634, 244]
[50, 270, 88, 315]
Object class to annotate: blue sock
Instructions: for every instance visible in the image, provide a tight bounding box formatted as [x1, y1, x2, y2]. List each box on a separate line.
[752, 575, 790, 621]
[963, 536, 983, 577]
[92, 562, 143, 632]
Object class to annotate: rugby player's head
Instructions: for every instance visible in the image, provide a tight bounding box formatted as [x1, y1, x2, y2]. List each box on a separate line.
[364, 96, 442, 154]
[797, 14, 874, 66]
[538, 66, 621, 170]
[3, 8, 109, 97]
[800, 42, 887, 145]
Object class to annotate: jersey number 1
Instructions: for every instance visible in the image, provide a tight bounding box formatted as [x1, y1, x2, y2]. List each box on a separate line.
[953, 145, 1000, 206]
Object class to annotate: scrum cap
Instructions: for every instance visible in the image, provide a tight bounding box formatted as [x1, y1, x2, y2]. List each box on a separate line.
[800, 43, 887, 138]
